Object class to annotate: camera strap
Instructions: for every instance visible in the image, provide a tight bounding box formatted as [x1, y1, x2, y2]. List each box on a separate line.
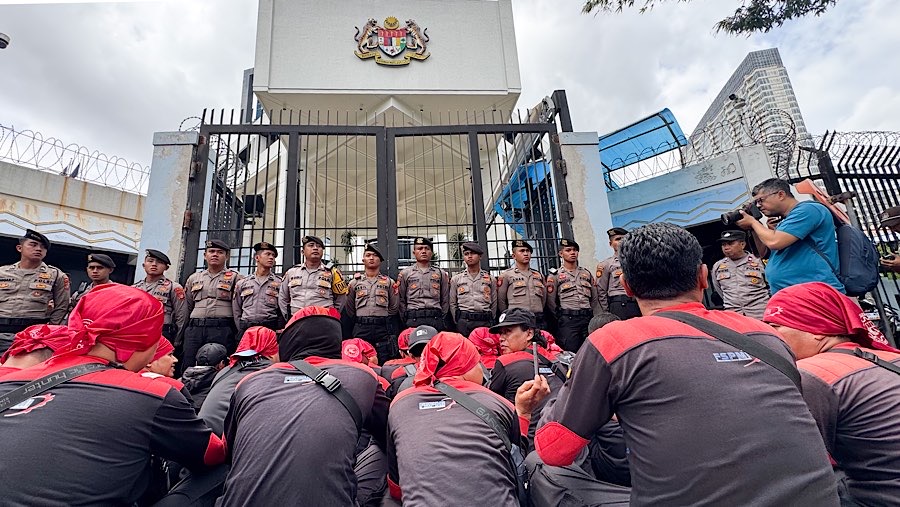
[0, 362, 110, 414]
[827, 347, 900, 376]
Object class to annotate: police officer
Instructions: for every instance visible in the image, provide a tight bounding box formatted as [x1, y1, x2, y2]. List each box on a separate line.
[546, 238, 597, 352]
[711, 230, 770, 319]
[596, 227, 640, 320]
[279, 235, 349, 318]
[182, 239, 243, 369]
[449, 241, 496, 337]
[345, 243, 399, 362]
[133, 249, 187, 345]
[397, 237, 450, 331]
[0, 229, 69, 354]
[497, 239, 547, 329]
[69, 253, 116, 312]
[233, 242, 283, 339]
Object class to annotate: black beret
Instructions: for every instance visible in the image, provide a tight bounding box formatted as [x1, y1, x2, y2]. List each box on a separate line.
[607, 227, 628, 238]
[145, 249, 171, 265]
[460, 242, 484, 255]
[559, 238, 580, 250]
[86, 253, 115, 269]
[23, 229, 50, 249]
[206, 239, 231, 251]
[364, 243, 384, 261]
[717, 230, 747, 242]
[301, 235, 325, 247]
[413, 237, 433, 248]
[511, 239, 533, 252]
[253, 241, 278, 256]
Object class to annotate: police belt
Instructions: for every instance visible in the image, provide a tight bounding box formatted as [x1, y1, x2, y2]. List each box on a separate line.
[239, 318, 281, 328]
[356, 316, 389, 325]
[558, 308, 593, 317]
[188, 318, 234, 327]
[406, 308, 443, 319]
[458, 310, 493, 320]
[162, 323, 176, 334]
[608, 295, 635, 303]
[0, 317, 48, 333]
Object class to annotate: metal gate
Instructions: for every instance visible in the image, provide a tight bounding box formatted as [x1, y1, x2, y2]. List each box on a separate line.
[183, 94, 574, 281]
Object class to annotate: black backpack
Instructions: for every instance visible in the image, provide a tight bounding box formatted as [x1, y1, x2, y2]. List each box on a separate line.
[807, 211, 879, 297]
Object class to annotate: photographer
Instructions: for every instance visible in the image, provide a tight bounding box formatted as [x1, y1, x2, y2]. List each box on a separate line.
[735, 178, 844, 295]
[879, 206, 900, 272]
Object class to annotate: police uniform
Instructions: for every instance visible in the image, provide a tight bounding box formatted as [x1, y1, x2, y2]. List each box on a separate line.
[596, 228, 640, 320]
[233, 242, 284, 338]
[546, 239, 597, 352]
[133, 250, 188, 344]
[711, 230, 769, 319]
[497, 239, 547, 329]
[397, 237, 450, 331]
[0, 230, 69, 354]
[182, 239, 243, 368]
[450, 242, 496, 337]
[69, 253, 116, 314]
[278, 235, 348, 319]
[346, 244, 400, 361]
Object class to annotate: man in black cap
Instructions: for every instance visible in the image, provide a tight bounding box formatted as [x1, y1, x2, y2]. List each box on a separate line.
[68, 253, 116, 313]
[497, 239, 548, 329]
[397, 237, 450, 331]
[546, 238, 597, 351]
[711, 230, 769, 319]
[182, 239, 243, 369]
[233, 242, 284, 338]
[346, 243, 399, 363]
[133, 249, 188, 346]
[279, 235, 349, 318]
[450, 241, 496, 337]
[879, 205, 900, 272]
[179, 342, 229, 410]
[0, 229, 69, 354]
[595, 227, 639, 320]
[386, 324, 437, 398]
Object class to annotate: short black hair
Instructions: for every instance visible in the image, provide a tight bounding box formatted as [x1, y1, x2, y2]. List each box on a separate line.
[619, 223, 702, 300]
[751, 178, 793, 198]
[588, 311, 620, 334]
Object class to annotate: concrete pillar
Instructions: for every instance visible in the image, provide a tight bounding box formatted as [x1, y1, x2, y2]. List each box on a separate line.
[135, 131, 199, 281]
[559, 132, 614, 269]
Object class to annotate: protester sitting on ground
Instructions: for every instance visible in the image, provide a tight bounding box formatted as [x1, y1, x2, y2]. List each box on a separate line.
[0, 284, 225, 506]
[387, 331, 550, 506]
[343, 338, 379, 366]
[468, 326, 501, 369]
[587, 311, 620, 334]
[380, 328, 416, 381]
[180, 342, 229, 409]
[763, 282, 900, 506]
[219, 306, 389, 506]
[198, 325, 278, 433]
[0, 324, 74, 376]
[535, 222, 839, 506]
[144, 336, 178, 378]
[387, 325, 438, 398]
[878, 205, 900, 272]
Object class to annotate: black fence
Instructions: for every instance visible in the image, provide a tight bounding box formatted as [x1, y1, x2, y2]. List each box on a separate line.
[182, 91, 575, 280]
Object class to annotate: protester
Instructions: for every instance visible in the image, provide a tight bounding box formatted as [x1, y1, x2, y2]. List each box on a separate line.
[198, 326, 278, 433]
[386, 325, 437, 397]
[219, 306, 389, 505]
[387, 331, 550, 506]
[468, 326, 502, 369]
[0, 284, 224, 505]
[535, 222, 838, 506]
[343, 337, 379, 366]
[0, 324, 73, 376]
[736, 178, 843, 294]
[764, 282, 900, 505]
[587, 311, 620, 334]
[180, 342, 229, 409]
[145, 336, 178, 377]
[380, 327, 416, 382]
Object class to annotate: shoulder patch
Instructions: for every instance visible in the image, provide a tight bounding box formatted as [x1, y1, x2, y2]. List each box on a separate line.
[174, 287, 185, 300]
[496, 277, 503, 287]
[63, 274, 70, 290]
[596, 266, 603, 278]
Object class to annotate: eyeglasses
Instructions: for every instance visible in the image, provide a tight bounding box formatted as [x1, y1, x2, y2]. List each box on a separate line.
[753, 192, 780, 206]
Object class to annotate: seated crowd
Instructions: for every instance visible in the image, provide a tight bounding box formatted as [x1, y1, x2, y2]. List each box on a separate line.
[0, 221, 898, 506]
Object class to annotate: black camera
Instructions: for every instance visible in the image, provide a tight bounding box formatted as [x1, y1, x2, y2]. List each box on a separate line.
[721, 201, 763, 226]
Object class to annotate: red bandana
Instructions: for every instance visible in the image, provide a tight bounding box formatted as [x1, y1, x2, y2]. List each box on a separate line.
[285, 306, 341, 329]
[231, 326, 279, 366]
[1, 324, 74, 363]
[413, 332, 481, 387]
[397, 327, 415, 351]
[467, 326, 502, 358]
[151, 337, 175, 362]
[342, 338, 377, 364]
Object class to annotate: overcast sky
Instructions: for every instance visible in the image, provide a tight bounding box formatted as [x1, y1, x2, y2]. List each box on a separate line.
[0, 0, 897, 167]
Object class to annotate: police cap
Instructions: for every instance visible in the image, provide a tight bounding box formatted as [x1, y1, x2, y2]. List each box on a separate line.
[364, 243, 384, 261]
[23, 229, 50, 250]
[205, 239, 231, 251]
[460, 242, 484, 255]
[301, 235, 325, 248]
[253, 241, 278, 257]
[413, 237, 433, 249]
[559, 238, 580, 251]
[716, 230, 747, 242]
[87, 253, 115, 269]
[511, 239, 533, 252]
[607, 227, 628, 239]
[879, 206, 900, 228]
[145, 249, 171, 266]
[490, 308, 537, 334]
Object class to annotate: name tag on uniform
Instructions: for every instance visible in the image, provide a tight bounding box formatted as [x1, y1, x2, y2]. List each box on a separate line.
[418, 400, 447, 410]
[284, 375, 312, 384]
[713, 351, 752, 362]
[241, 288, 253, 297]
[538, 367, 554, 375]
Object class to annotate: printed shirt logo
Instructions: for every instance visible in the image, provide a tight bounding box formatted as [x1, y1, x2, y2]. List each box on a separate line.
[5, 393, 55, 417]
[355, 16, 430, 66]
[713, 351, 753, 363]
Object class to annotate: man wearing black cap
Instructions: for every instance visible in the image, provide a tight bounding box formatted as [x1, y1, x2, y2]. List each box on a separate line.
[497, 239, 548, 329]
[397, 237, 450, 331]
[182, 239, 243, 368]
[133, 249, 188, 345]
[0, 229, 69, 354]
[233, 242, 284, 338]
[596, 227, 640, 320]
[711, 230, 769, 319]
[386, 324, 437, 398]
[68, 253, 116, 313]
[879, 206, 900, 272]
[346, 243, 399, 363]
[546, 238, 597, 352]
[450, 241, 496, 337]
[279, 235, 349, 318]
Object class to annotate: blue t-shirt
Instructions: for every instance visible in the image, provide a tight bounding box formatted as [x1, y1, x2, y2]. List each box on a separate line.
[767, 201, 844, 294]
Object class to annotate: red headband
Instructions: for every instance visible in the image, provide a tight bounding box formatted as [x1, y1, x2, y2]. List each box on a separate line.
[413, 332, 481, 387]
[285, 306, 341, 329]
[342, 338, 377, 364]
[397, 328, 415, 351]
[151, 337, 175, 363]
[1, 324, 74, 363]
[467, 327, 502, 358]
[231, 326, 279, 366]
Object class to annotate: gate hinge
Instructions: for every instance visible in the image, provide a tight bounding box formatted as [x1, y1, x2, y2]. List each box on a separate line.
[551, 133, 560, 145]
[182, 210, 193, 230]
[565, 202, 575, 219]
[556, 159, 568, 176]
[198, 135, 207, 146]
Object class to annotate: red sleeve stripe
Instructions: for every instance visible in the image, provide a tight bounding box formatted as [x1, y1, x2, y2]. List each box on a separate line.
[496, 351, 532, 367]
[518, 415, 530, 437]
[534, 421, 589, 467]
[800, 348, 900, 386]
[388, 475, 402, 500]
[204, 433, 226, 466]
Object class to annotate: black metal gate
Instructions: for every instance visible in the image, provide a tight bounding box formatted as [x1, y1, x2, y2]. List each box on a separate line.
[182, 93, 574, 281]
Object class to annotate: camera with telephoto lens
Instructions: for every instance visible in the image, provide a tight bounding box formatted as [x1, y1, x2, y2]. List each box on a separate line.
[721, 201, 763, 226]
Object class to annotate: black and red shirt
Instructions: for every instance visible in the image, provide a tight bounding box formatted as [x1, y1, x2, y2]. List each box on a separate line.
[535, 302, 838, 506]
[490, 345, 565, 439]
[219, 357, 389, 506]
[798, 343, 900, 506]
[0, 355, 224, 506]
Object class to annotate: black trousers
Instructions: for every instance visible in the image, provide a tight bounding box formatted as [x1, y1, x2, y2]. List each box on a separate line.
[556, 311, 593, 352]
[404, 314, 446, 333]
[236, 318, 283, 343]
[354, 318, 398, 362]
[455, 311, 494, 338]
[182, 320, 236, 369]
[609, 296, 641, 320]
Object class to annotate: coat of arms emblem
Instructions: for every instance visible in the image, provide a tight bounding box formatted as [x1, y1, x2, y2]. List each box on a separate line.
[355, 16, 430, 66]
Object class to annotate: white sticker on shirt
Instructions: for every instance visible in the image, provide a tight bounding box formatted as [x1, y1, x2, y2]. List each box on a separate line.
[284, 375, 312, 384]
[713, 351, 752, 362]
[538, 367, 555, 375]
[418, 400, 447, 410]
